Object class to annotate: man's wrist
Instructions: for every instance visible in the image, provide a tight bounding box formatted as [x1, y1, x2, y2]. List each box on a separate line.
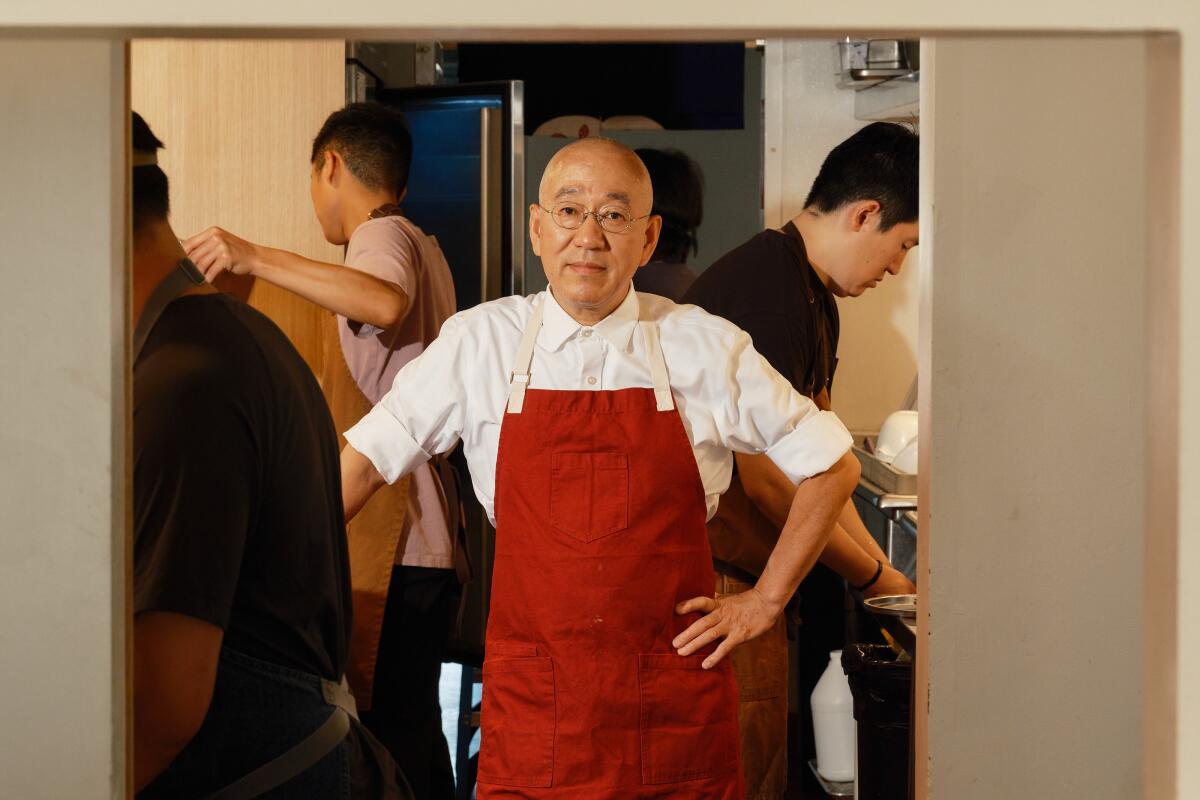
[853, 559, 885, 592]
[245, 243, 272, 277]
[749, 581, 789, 617]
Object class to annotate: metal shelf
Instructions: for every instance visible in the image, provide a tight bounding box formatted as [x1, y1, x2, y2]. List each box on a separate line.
[854, 71, 919, 122]
[808, 758, 854, 797]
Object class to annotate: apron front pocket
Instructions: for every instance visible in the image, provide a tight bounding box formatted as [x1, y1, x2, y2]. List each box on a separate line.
[638, 653, 739, 785]
[549, 452, 629, 542]
[478, 654, 556, 787]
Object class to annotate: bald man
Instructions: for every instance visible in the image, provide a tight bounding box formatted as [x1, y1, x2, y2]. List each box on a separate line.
[339, 138, 860, 799]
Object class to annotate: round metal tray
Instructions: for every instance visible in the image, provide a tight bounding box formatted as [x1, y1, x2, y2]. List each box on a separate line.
[864, 593, 916, 619]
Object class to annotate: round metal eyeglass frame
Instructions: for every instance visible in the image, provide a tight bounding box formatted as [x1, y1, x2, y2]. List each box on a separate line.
[537, 203, 652, 234]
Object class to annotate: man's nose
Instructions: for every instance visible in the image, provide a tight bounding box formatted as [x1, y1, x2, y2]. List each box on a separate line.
[571, 213, 608, 248]
[888, 250, 908, 274]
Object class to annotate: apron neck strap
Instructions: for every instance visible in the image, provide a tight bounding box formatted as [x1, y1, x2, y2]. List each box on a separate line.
[505, 293, 676, 414]
[638, 318, 675, 412]
[506, 299, 543, 414]
[132, 258, 206, 361]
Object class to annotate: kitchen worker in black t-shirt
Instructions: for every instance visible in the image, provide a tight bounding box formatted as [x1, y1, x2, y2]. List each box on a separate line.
[682, 122, 919, 799]
[129, 112, 407, 799]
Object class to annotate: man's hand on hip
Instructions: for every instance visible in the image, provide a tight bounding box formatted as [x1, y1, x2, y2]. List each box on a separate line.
[671, 588, 781, 670]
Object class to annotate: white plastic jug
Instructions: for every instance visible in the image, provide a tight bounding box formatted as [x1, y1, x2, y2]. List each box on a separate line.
[811, 649, 856, 782]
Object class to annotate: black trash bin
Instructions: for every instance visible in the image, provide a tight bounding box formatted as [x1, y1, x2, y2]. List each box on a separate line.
[841, 644, 912, 800]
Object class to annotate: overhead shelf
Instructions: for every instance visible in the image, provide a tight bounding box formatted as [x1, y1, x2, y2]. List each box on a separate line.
[854, 71, 919, 122]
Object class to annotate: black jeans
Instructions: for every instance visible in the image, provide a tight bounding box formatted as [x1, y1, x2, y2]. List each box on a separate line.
[361, 566, 460, 800]
[139, 647, 404, 799]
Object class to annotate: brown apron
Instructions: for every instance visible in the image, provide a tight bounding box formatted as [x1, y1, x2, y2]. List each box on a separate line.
[319, 310, 411, 711]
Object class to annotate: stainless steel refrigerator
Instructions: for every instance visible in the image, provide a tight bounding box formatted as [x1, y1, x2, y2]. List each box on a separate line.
[358, 78, 526, 668]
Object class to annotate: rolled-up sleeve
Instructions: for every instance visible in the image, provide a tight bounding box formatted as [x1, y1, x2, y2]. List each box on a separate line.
[344, 315, 468, 484]
[717, 329, 852, 484]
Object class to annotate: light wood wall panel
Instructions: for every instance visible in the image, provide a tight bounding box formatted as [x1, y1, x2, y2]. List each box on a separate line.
[130, 39, 345, 373]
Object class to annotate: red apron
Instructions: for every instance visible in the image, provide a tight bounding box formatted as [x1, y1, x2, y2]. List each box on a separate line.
[477, 300, 744, 799]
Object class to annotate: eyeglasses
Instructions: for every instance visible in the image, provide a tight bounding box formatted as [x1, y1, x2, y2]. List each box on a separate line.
[537, 202, 651, 234]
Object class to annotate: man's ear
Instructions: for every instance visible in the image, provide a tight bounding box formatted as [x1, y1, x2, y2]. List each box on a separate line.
[528, 204, 544, 257]
[850, 199, 883, 232]
[323, 149, 342, 186]
[639, 215, 663, 266]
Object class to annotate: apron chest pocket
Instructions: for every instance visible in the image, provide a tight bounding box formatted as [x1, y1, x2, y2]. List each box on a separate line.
[638, 653, 739, 785]
[549, 452, 629, 542]
[477, 654, 556, 788]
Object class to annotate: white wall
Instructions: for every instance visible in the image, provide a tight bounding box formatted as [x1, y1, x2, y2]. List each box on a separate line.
[0, 39, 127, 799]
[920, 36, 1147, 798]
[765, 39, 919, 432]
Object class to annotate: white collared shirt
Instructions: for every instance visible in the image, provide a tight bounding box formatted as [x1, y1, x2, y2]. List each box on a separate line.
[345, 288, 852, 524]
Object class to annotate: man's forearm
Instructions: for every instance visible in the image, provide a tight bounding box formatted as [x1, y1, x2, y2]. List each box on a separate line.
[253, 247, 409, 329]
[737, 451, 887, 587]
[753, 452, 860, 612]
[341, 444, 388, 522]
[819, 521, 887, 587]
[838, 498, 889, 563]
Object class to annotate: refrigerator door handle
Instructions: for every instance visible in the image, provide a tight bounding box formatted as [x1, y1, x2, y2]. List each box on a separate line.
[479, 106, 503, 304]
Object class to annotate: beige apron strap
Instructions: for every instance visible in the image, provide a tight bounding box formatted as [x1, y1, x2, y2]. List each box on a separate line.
[506, 299, 545, 414]
[639, 318, 675, 412]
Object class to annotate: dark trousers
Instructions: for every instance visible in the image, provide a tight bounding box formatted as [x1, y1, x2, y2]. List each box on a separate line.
[361, 565, 460, 800]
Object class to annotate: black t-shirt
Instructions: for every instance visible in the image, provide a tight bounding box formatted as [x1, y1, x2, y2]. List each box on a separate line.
[681, 222, 839, 401]
[133, 293, 351, 681]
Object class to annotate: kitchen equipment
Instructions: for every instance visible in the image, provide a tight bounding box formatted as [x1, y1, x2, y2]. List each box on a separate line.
[864, 594, 917, 656]
[852, 442, 917, 496]
[807, 759, 854, 798]
[891, 439, 918, 474]
[867, 39, 906, 69]
[875, 410, 918, 462]
[811, 650, 857, 783]
[372, 80, 526, 670]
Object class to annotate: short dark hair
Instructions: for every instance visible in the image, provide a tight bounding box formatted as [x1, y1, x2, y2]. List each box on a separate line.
[636, 147, 704, 264]
[310, 103, 413, 196]
[803, 122, 918, 230]
[131, 112, 169, 233]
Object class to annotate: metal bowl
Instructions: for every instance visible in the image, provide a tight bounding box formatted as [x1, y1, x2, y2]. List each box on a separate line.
[864, 594, 917, 656]
[864, 594, 917, 619]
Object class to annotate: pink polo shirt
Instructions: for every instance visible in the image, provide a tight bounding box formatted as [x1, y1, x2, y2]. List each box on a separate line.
[340, 214, 457, 568]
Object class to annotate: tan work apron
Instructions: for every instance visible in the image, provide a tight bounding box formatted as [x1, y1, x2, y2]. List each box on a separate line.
[319, 310, 411, 711]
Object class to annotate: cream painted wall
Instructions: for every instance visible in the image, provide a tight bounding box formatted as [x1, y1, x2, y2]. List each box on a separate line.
[920, 36, 1147, 798]
[764, 39, 919, 432]
[0, 39, 127, 799]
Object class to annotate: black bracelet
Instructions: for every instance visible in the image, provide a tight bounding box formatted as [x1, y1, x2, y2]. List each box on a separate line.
[854, 559, 885, 592]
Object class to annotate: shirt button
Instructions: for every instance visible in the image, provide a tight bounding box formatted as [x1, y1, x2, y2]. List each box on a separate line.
[581, 329, 593, 338]
[587, 376, 597, 385]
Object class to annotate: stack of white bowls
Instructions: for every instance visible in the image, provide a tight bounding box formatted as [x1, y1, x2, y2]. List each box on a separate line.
[875, 410, 918, 474]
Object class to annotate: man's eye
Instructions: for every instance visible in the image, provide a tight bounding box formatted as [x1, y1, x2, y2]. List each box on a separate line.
[602, 209, 631, 223]
[556, 205, 581, 218]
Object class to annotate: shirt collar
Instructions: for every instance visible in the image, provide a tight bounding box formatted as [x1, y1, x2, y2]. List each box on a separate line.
[539, 286, 641, 352]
